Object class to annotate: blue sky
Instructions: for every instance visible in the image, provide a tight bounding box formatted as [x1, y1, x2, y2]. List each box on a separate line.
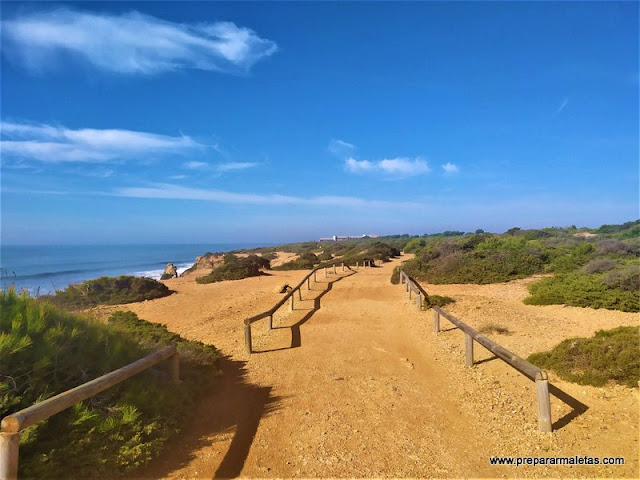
[1, 1, 638, 245]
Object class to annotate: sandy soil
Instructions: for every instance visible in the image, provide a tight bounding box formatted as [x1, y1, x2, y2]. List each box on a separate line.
[268, 252, 299, 268]
[102, 256, 640, 478]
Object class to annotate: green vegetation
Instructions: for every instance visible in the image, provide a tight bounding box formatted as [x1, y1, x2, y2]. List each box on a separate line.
[0, 290, 219, 478]
[528, 326, 640, 387]
[317, 251, 333, 261]
[272, 252, 319, 270]
[423, 294, 455, 308]
[523, 273, 639, 312]
[40, 275, 172, 309]
[269, 241, 401, 270]
[196, 254, 269, 284]
[401, 234, 546, 284]
[393, 220, 639, 312]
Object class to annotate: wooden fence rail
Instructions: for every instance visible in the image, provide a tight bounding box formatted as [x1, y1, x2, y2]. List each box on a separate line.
[0, 345, 180, 480]
[244, 262, 352, 353]
[399, 271, 552, 433]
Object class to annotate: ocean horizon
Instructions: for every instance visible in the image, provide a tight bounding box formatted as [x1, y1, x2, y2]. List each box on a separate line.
[0, 243, 257, 295]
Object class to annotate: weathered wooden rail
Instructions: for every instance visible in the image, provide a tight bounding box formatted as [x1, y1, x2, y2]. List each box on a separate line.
[0, 345, 180, 480]
[399, 271, 553, 433]
[244, 262, 358, 353]
[399, 270, 425, 310]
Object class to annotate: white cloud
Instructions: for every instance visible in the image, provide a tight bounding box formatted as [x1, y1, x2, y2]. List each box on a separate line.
[1, 121, 200, 163]
[345, 157, 375, 173]
[441, 162, 460, 174]
[217, 162, 259, 172]
[114, 183, 421, 209]
[330, 139, 429, 178]
[346, 156, 429, 177]
[2, 9, 277, 75]
[184, 161, 208, 169]
[328, 138, 356, 156]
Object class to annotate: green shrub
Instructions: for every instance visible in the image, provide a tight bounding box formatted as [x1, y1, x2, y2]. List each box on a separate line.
[582, 258, 617, 274]
[390, 266, 401, 284]
[528, 326, 639, 387]
[196, 254, 269, 283]
[596, 239, 638, 256]
[603, 266, 640, 292]
[317, 251, 333, 261]
[40, 276, 172, 309]
[548, 242, 595, 273]
[272, 252, 320, 271]
[595, 220, 640, 235]
[0, 290, 219, 478]
[524, 273, 639, 312]
[424, 294, 455, 308]
[404, 238, 426, 253]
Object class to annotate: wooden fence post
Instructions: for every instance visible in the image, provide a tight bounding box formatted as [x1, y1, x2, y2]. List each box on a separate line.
[400, 271, 404, 284]
[169, 352, 180, 383]
[289, 294, 294, 311]
[298, 288, 302, 301]
[416, 292, 422, 310]
[465, 333, 474, 367]
[356, 261, 359, 268]
[244, 323, 252, 354]
[313, 271, 317, 282]
[268, 314, 273, 330]
[333, 264, 336, 274]
[342, 262, 345, 271]
[0, 432, 19, 480]
[307, 278, 310, 289]
[433, 309, 440, 333]
[536, 371, 552, 433]
[409, 288, 412, 300]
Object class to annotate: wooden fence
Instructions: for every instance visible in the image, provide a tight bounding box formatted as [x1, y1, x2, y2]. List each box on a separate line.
[0, 345, 180, 480]
[244, 261, 365, 353]
[399, 271, 553, 433]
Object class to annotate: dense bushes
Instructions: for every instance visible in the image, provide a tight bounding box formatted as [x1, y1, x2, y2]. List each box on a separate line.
[392, 220, 639, 312]
[401, 235, 546, 284]
[0, 290, 219, 478]
[528, 326, 639, 387]
[40, 276, 172, 309]
[196, 254, 269, 283]
[523, 273, 639, 312]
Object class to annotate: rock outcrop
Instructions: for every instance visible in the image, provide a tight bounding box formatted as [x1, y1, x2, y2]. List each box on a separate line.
[160, 263, 178, 280]
[181, 252, 226, 275]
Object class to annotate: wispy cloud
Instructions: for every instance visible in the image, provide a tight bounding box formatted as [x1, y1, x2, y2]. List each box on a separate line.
[328, 138, 356, 156]
[217, 162, 259, 172]
[441, 162, 460, 174]
[183, 161, 208, 170]
[182, 160, 258, 172]
[1, 121, 201, 163]
[2, 9, 277, 75]
[554, 97, 569, 115]
[114, 183, 421, 209]
[346, 156, 429, 177]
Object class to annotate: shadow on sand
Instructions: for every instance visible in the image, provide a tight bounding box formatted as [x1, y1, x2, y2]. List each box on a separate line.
[253, 270, 357, 354]
[132, 355, 282, 479]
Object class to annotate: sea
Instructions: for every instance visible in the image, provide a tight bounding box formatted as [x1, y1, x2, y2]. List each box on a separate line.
[0, 243, 255, 295]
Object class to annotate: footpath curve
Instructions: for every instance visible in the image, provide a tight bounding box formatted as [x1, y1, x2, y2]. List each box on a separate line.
[124, 256, 638, 478]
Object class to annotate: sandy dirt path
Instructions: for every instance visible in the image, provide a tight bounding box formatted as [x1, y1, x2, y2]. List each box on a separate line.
[113, 256, 638, 478]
